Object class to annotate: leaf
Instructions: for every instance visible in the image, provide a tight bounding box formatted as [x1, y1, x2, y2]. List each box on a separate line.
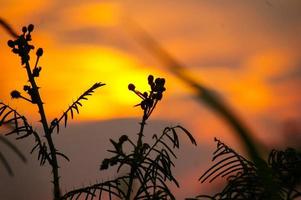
[174, 125, 197, 146]
[199, 138, 255, 184]
[50, 82, 105, 133]
[60, 176, 128, 200]
[0, 103, 33, 139]
[55, 151, 70, 162]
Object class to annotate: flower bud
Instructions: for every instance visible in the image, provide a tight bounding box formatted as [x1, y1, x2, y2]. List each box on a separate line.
[148, 75, 154, 84]
[12, 48, 19, 54]
[119, 135, 128, 143]
[36, 48, 43, 57]
[23, 85, 31, 91]
[11, 90, 21, 99]
[22, 26, 27, 33]
[155, 78, 160, 85]
[7, 40, 14, 48]
[128, 83, 135, 91]
[28, 24, 34, 32]
[159, 78, 165, 86]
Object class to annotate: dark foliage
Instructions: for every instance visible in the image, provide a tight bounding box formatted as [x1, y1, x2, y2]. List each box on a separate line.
[49, 82, 105, 133]
[1, 22, 198, 200]
[2, 17, 300, 200]
[1, 24, 103, 200]
[127, 21, 262, 166]
[61, 176, 129, 200]
[189, 139, 301, 200]
[63, 75, 197, 200]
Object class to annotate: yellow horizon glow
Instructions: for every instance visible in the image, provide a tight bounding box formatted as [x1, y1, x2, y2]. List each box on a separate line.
[0, 0, 300, 140]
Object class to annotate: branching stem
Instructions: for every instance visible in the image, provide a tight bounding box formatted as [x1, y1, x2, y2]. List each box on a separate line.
[24, 61, 61, 199]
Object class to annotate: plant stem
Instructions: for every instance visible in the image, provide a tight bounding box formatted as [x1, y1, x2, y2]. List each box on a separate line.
[24, 62, 61, 200]
[125, 111, 147, 200]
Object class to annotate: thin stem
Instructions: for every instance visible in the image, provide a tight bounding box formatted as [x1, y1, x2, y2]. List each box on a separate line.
[24, 61, 61, 199]
[19, 95, 33, 103]
[125, 111, 147, 200]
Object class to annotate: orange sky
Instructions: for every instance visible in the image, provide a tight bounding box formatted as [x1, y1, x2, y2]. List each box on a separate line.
[1, 0, 301, 142]
[1, 0, 301, 199]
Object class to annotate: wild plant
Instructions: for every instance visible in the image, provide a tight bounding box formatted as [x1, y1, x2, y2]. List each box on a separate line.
[61, 75, 197, 200]
[1, 23, 197, 200]
[0, 24, 104, 200]
[188, 138, 301, 200]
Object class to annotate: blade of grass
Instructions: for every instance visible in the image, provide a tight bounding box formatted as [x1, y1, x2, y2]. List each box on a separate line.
[0, 18, 18, 38]
[125, 21, 282, 199]
[125, 19, 263, 164]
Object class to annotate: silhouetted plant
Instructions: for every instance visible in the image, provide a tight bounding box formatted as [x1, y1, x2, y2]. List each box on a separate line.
[188, 139, 301, 200]
[128, 21, 263, 166]
[0, 24, 104, 200]
[62, 75, 197, 200]
[1, 22, 197, 200]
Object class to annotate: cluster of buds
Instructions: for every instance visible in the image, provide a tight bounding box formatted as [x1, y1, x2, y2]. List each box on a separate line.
[128, 75, 166, 120]
[7, 24, 43, 77]
[10, 84, 38, 104]
[7, 24, 35, 65]
[8, 24, 42, 104]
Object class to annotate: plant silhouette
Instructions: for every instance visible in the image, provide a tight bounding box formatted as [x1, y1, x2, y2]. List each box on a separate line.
[3, 19, 299, 200]
[1, 22, 197, 200]
[0, 24, 104, 200]
[188, 139, 301, 200]
[126, 20, 264, 165]
[61, 75, 197, 200]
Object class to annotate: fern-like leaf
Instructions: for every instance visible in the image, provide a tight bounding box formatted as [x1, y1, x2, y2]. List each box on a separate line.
[199, 138, 255, 184]
[0, 102, 51, 166]
[60, 176, 129, 200]
[191, 140, 301, 200]
[0, 103, 32, 138]
[50, 82, 105, 133]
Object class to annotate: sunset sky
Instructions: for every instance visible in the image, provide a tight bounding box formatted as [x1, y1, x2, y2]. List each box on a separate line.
[1, 0, 301, 199]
